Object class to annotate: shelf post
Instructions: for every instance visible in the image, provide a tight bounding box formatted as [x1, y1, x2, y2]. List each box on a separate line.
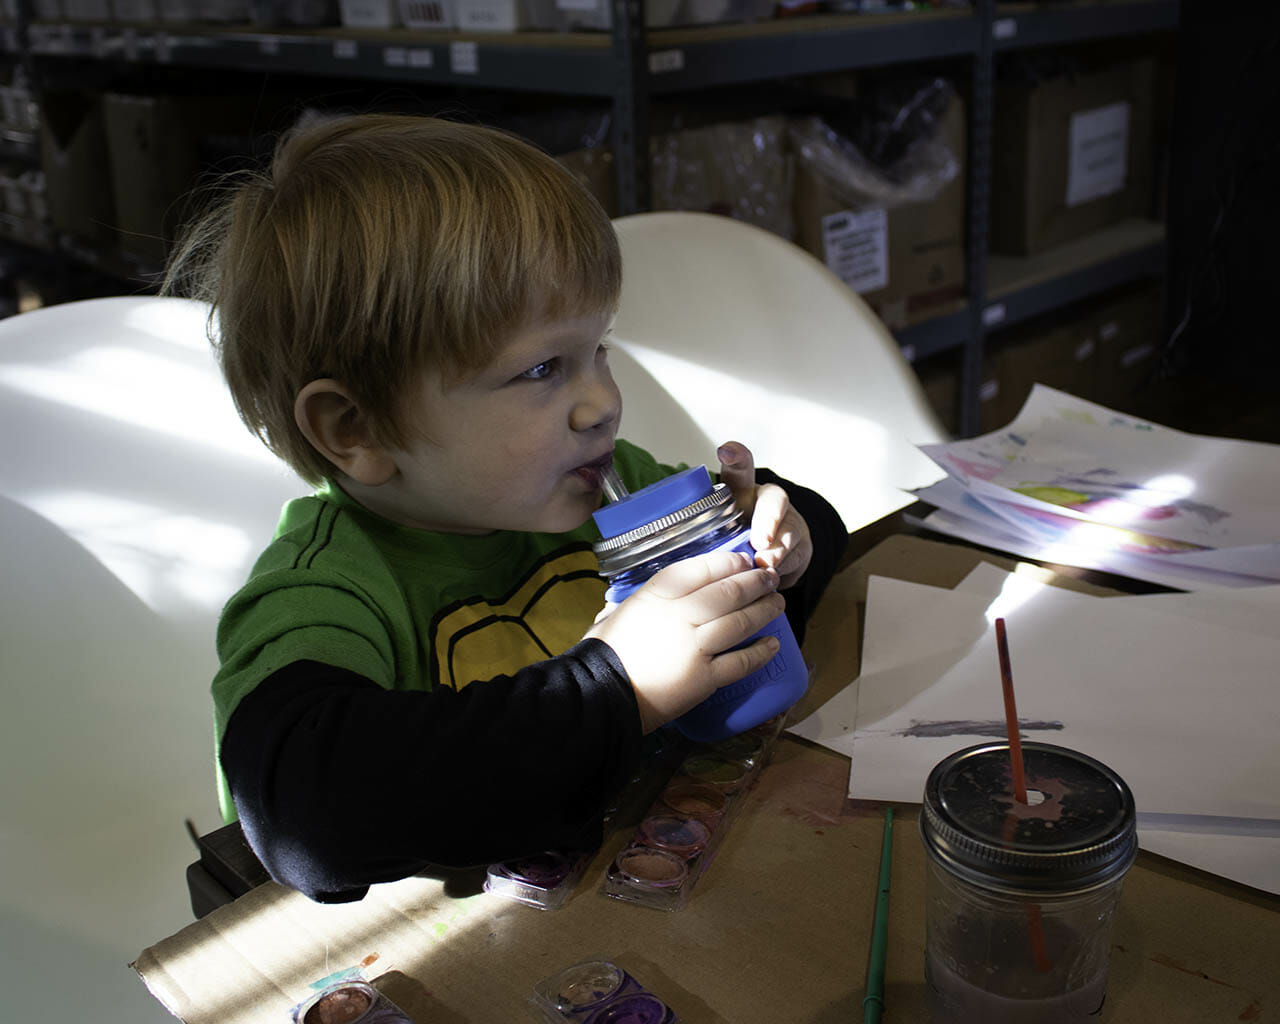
[610, 0, 650, 215]
[960, 0, 996, 437]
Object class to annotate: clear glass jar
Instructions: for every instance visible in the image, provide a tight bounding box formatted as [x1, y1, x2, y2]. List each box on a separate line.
[920, 742, 1137, 1024]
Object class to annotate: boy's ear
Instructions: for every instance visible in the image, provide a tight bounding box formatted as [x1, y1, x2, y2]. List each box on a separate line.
[294, 379, 397, 486]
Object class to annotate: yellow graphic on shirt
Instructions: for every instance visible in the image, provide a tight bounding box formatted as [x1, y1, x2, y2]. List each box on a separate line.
[430, 548, 608, 690]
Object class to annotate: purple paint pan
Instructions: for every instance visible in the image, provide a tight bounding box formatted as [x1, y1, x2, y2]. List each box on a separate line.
[637, 815, 710, 859]
[498, 851, 572, 888]
[584, 992, 672, 1024]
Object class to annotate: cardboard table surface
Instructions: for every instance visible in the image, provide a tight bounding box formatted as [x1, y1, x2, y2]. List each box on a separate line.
[134, 535, 1280, 1023]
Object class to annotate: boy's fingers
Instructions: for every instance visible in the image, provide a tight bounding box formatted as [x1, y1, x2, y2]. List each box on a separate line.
[751, 484, 789, 558]
[696, 590, 785, 653]
[707, 634, 782, 690]
[644, 548, 755, 600]
[717, 440, 757, 515]
[686, 566, 779, 628]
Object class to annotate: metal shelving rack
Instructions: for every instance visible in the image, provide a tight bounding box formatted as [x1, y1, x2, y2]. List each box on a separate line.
[0, 0, 1179, 435]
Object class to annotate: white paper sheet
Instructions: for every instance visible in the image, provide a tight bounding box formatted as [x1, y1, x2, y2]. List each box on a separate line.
[916, 386, 1280, 578]
[846, 576, 1280, 821]
[954, 561, 1280, 639]
[911, 479, 1271, 590]
[788, 563, 1280, 892]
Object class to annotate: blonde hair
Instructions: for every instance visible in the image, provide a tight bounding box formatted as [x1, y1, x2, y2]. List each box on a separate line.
[165, 113, 622, 484]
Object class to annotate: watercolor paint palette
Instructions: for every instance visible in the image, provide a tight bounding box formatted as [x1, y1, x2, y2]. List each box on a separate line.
[485, 730, 687, 911]
[483, 848, 593, 911]
[289, 970, 413, 1024]
[532, 958, 681, 1024]
[602, 716, 783, 911]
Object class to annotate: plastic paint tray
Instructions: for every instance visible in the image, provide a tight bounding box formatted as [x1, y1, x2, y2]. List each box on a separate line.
[532, 958, 681, 1023]
[602, 715, 783, 911]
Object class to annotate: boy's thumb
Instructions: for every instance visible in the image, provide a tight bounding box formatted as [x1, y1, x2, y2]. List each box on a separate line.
[717, 440, 756, 508]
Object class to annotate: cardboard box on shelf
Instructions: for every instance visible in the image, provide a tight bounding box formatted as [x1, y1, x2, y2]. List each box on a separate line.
[40, 91, 116, 248]
[556, 115, 793, 240]
[911, 351, 961, 435]
[792, 97, 967, 331]
[991, 58, 1156, 256]
[102, 92, 294, 268]
[103, 93, 205, 268]
[910, 347, 1002, 437]
[1090, 283, 1165, 410]
[996, 315, 1104, 415]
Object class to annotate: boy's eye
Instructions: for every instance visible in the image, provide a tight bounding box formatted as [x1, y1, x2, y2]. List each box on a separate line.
[519, 360, 557, 381]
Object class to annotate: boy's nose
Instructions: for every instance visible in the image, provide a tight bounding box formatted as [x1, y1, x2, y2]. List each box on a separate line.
[570, 369, 621, 433]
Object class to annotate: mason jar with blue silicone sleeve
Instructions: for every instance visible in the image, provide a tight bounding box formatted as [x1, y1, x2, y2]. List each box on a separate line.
[591, 465, 807, 742]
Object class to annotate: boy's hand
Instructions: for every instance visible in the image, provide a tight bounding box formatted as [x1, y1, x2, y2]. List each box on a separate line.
[717, 441, 813, 590]
[586, 550, 784, 734]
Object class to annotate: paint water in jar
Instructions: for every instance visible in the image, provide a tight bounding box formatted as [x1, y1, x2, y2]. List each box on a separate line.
[926, 929, 1110, 1023]
[920, 742, 1137, 1024]
[592, 465, 807, 742]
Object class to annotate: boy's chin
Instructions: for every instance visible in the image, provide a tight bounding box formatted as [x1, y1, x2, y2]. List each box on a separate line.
[535, 495, 599, 535]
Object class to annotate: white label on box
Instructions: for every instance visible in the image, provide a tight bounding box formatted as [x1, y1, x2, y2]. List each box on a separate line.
[450, 41, 478, 73]
[333, 39, 358, 59]
[993, 17, 1016, 39]
[1066, 101, 1130, 207]
[982, 302, 1006, 326]
[383, 46, 407, 66]
[649, 49, 684, 74]
[409, 47, 433, 67]
[820, 208, 888, 294]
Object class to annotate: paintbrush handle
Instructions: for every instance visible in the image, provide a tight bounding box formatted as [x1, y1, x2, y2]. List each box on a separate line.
[863, 807, 894, 1024]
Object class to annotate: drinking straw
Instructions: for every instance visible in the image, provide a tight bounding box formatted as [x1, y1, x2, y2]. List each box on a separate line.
[863, 807, 894, 1024]
[995, 617, 1053, 973]
[600, 464, 630, 503]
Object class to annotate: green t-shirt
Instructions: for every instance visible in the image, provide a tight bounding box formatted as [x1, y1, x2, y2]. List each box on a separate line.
[212, 438, 681, 819]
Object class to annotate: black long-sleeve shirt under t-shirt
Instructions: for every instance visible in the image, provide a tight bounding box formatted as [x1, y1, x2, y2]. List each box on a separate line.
[219, 464, 847, 903]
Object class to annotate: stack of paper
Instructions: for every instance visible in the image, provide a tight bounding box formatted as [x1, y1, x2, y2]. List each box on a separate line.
[789, 564, 1280, 893]
[910, 385, 1280, 590]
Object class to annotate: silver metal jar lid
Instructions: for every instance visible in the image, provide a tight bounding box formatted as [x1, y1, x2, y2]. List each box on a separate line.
[920, 742, 1137, 896]
[592, 482, 742, 577]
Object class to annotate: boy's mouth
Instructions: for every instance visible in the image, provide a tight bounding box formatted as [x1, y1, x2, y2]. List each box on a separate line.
[572, 451, 615, 488]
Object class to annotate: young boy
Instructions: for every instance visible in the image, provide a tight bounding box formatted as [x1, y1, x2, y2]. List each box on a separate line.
[168, 113, 846, 903]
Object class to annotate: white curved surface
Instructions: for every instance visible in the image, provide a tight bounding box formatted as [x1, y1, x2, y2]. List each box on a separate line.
[0, 296, 307, 1021]
[611, 211, 948, 530]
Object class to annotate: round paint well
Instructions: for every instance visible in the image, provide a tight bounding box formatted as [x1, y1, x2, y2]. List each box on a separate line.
[677, 755, 748, 791]
[705, 731, 764, 764]
[638, 815, 710, 858]
[550, 960, 625, 1011]
[300, 983, 375, 1024]
[615, 847, 688, 888]
[661, 783, 727, 820]
[584, 992, 671, 1024]
[500, 851, 571, 888]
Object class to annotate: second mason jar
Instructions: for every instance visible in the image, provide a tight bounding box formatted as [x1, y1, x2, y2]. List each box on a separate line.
[591, 465, 807, 742]
[920, 741, 1138, 1024]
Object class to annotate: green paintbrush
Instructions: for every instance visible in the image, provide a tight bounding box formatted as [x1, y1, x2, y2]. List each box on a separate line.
[864, 807, 894, 1024]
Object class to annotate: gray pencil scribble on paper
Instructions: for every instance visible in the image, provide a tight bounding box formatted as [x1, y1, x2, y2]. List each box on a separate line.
[894, 719, 1065, 739]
